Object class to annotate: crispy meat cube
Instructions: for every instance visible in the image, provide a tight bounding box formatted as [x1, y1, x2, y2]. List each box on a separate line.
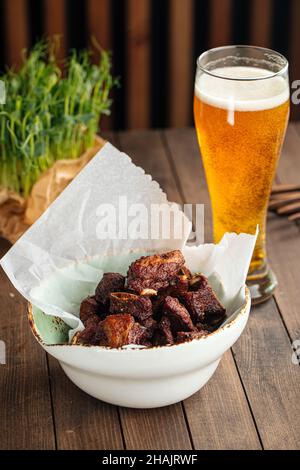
[96, 314, 133, 347]
[128, 322, 151, 346]
[163, 296, 196, 333]
[128, 250, 184, 280]
[80, 295, 102, 324]
[182, 286, 226, 325]
[97, 314, 149, 348]
[189, 273, 209, 291]
[153, 316, 174, 346]
[127, 250, 185, 294]
[176, 329, 208, 344]
[127, 267, 189, 296]
[109, 292, 152, 321]
[139, 316, 157, 339]
[151, 276, 189, 319]
[95, 273, 125, 304]
[71, 314, 102, 345]
[181, 291, 205, 323]
[151, 273, 188, 308]
[197, 286, 226, 325]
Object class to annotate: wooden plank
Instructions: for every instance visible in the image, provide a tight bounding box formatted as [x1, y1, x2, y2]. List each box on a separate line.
[249, 0, 272, 47]
[165, 127, 300, 449]
[90, 130, 191, 450]
[42, 131, 123, 450]
[47, 356, 124, 450]
[3, 0, 29, 68]
[119, 129, 182, 204]
[278, 123, 300, 181]
[87, 0, 111, 51]
[289, 0, 300, 121]
[232, 298, 300, 449]
[267, 214, 300, 341]
[184, 352, 261, 450]
[103, 131, 190, 451]
[0, 238, 56, 450]
[169, 0, 194, 128]
[120, 405, 191, 450]
[87, 0, 113, 131]
[126, 0, 150, 129]
[266, 123, 300, 340]
[117, 129, 192, 450]
[101, 130, 116, 145]
[294, 121, 300, 139]
[44, 0, 67, 63]
[164, 128, 262, 449]
[118, 129, 260, 449]
[209, 0, 232, 48]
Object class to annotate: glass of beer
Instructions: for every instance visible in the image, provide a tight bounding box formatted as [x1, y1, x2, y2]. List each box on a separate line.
[194, 46, 289, 304]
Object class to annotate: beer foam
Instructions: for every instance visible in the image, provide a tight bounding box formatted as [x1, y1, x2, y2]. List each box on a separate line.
[195, 66, 289, 111]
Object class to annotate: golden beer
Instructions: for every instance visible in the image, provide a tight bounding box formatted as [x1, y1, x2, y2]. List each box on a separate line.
[194, 48, 289, 303]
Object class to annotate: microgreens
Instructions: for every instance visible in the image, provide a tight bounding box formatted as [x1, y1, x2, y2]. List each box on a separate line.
[0, 40, 117, 197]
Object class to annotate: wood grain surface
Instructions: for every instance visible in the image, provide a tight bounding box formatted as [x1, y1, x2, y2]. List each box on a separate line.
[0, 239, 55, 450]
[1, 125, 300, 449]
[126, 0, 151, 129]
[3, 0, 29, 68]
[169, 0, 194, 128]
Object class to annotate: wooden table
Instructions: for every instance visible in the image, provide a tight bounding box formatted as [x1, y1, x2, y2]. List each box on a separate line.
[1, 126, 300, 451]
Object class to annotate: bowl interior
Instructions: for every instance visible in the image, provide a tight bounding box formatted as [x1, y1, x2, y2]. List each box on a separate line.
[29, 305, 71, 344]
[29, 250, 247, 346]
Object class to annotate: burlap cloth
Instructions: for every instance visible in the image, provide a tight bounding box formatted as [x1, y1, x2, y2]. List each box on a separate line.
[0, 135, 105, 243]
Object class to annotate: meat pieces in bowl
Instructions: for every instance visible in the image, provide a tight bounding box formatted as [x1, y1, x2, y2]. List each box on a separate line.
[71, 250, 226, 348]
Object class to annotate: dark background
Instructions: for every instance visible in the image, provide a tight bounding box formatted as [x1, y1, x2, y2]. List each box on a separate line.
[0, 0, 299, 130]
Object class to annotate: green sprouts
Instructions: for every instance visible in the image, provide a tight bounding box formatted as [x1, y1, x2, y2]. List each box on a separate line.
[0, 40, 116, 197]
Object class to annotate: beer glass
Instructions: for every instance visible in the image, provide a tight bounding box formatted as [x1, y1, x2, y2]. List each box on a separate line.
[194, 46, 289, 304]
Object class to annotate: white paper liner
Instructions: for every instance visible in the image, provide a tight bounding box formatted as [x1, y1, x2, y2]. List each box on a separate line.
[0, 142, 257, 342]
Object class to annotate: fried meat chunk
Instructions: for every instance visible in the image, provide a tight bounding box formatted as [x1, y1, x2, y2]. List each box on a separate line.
[95, 273, 125, 304]
[127, 250, 184, 294]
[151, 275, 189, 318]
[73, 250, 226, 348]
[181, 284, 226, 325]
[97, 314, 149, 348]
[153, 316, 174, 346]
[109, 292, 152, 321]
[79, 295, 102, 324]
[71, 314, 102, 345]
[163, 296, 196, 332]
[139, 316, 157, 338]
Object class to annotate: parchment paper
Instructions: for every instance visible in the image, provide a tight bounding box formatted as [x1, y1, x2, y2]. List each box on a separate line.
[0, 141, 257, 340]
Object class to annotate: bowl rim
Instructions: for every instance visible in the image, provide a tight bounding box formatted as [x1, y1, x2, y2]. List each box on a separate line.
[27, 286, 250, 351]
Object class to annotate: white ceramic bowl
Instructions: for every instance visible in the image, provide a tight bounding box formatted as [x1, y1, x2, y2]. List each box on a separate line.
[28, 287, 250, 408]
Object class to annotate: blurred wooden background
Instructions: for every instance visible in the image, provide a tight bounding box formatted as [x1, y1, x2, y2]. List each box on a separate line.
[0, 0, 299, 129]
